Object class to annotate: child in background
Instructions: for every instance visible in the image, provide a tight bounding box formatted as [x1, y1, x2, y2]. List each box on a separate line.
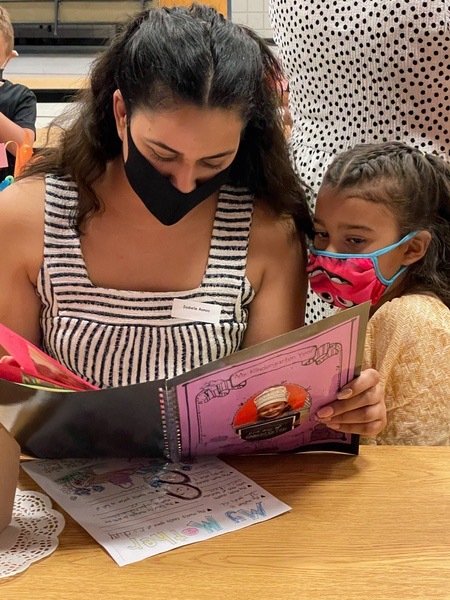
[307, 142, 450, 445]
[0, 6, 36, 181]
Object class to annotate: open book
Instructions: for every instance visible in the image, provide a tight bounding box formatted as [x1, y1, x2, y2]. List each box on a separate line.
[0, 303, 369, 460]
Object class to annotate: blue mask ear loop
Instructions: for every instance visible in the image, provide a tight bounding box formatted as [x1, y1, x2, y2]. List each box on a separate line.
[369, 231, 419, 287]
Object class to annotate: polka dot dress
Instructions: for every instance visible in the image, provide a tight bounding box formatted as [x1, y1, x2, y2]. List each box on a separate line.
[269, 0, 450, 324]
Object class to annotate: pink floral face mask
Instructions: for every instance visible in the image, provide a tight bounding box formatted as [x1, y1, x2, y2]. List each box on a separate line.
[306, 232, 418, 309]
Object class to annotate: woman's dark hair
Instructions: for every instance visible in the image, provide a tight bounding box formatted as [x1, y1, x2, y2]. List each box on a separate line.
[23, 4, 311, 236]
[322, 141, 450, 307]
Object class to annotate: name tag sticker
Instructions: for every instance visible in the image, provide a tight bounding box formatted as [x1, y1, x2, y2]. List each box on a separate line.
[171, 299, 222, 324]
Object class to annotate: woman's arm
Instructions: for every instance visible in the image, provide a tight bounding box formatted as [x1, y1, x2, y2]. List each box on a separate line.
[243, 207, 307, 348]
[0, 178, 45, 354]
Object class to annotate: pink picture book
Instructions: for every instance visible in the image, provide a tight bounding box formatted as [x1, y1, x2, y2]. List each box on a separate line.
[0, 303, 369, 459]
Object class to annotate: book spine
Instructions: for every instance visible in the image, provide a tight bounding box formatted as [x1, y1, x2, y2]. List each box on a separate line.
[158, 385, 181, 462]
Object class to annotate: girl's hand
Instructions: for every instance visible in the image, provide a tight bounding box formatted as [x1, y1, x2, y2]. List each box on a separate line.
[315, 368, 386, 437]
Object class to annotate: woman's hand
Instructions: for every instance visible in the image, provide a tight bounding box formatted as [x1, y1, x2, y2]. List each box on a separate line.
[315, 368, 386, 437]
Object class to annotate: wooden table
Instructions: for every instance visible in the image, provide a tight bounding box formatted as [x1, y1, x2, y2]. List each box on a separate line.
[1, 446, 450, 599]
[8, 75, 87, 103]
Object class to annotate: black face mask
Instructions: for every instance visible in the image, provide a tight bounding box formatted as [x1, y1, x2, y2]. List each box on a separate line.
[123, 127, 232, 226]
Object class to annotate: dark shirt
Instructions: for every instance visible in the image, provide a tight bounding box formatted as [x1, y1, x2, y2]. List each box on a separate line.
[0, 79, 36, 181]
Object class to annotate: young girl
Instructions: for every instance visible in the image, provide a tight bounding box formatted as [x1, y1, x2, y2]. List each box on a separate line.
[307, 141, 450, 445]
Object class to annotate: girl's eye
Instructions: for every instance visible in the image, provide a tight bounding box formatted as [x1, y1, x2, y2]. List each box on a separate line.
[346, 237, 366, 246]
[313, 231, 328, 239]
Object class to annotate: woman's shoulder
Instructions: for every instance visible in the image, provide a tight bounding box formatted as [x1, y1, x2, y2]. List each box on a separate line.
[0, 173, 77, 222]
[0, 176, 46, 232]
[0, 176, 47, 279]
[246, 199, 305, 293]
[249, 200, 303, 266]
[251, 199, 300, 246]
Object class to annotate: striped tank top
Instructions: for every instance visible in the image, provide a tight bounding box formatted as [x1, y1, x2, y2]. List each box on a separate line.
[37, 175, 255, 389]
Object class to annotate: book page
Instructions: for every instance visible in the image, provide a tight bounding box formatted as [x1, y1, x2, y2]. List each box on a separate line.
[175, 305, 368, 458]
[22, 456, 290, 566]
[0, 324, 98, 391]
[0, 378, 167, 460]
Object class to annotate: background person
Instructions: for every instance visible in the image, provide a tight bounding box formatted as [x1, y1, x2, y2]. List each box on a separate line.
[0, 6, 36, 181]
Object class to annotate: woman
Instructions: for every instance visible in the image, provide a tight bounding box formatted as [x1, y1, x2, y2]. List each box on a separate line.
[0, 5, 385, 436]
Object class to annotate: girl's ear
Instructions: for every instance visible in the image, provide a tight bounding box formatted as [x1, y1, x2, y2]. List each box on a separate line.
[112, 89, 127, 142]
[401, 231, 431, 266]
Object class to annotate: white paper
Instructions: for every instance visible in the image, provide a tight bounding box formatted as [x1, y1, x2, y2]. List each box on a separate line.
[22, 456, 290, 566]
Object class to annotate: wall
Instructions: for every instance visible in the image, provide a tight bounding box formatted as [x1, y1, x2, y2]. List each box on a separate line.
[231, 0, 273, 39]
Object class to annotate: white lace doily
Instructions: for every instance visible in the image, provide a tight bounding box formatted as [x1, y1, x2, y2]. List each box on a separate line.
[0, 490, 65, 578]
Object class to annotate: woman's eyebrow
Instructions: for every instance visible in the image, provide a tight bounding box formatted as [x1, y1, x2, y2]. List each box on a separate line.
[145, 139, 179, 154]
[202, 149, 236, 159]
[145, 139, 236, 159]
